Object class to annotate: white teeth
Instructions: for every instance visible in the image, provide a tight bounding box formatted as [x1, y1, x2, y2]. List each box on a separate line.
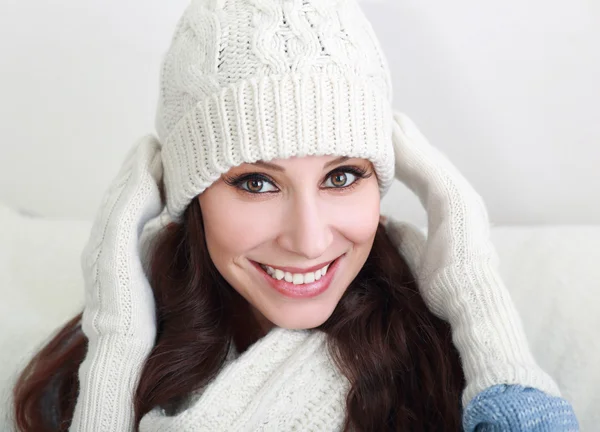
[260, 260, 334, 285]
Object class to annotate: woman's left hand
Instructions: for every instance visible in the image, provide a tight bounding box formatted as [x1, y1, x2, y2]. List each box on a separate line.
[386, 111, 560, 406]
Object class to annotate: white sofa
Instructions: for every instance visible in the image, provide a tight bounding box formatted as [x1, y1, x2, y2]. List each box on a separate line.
[1, 202, 598, 430]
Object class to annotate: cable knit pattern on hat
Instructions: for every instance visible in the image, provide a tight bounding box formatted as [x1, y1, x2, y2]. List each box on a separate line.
[156, 0, 395, 220]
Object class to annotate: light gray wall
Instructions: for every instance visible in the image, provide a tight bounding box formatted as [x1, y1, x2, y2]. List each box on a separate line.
[1, 0, 598, 225]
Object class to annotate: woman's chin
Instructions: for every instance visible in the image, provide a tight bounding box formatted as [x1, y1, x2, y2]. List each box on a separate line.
[261, 304, 336, 330]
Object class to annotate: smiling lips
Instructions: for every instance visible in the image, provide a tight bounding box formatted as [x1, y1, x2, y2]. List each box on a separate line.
[258, 259, 334, 285]
[252, 255, 343, 299]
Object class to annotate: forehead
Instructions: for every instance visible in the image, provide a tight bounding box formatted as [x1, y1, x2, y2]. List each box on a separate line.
[235, 155, 370, 172]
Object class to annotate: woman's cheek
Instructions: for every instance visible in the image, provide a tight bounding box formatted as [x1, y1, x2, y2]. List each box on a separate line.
[327, 183, 380, 243]
[204, 196, 282, 254]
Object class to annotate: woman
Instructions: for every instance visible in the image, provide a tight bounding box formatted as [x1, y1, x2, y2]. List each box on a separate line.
[13, 0, 579, 430]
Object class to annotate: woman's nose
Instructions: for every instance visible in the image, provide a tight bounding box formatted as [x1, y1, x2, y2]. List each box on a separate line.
[277, 195, 333, 260]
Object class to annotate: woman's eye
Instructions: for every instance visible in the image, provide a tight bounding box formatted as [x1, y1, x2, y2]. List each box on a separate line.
[323, 171, 357, 188]
[240, 177, 277, 193]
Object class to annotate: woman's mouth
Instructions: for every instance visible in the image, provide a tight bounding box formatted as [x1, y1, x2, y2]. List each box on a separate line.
[258, 260, 333, 285]
[251, 255, 343, 299]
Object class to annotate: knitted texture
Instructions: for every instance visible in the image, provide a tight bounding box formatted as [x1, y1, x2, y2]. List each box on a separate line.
[67, 113, 581, 431]
[65, 0, 579, 428]
[389, 111, 561, 407]
[138, 328, 350, 431]
[69, 136, 163, 431]
[463, 385, 580, 431]
[156, 0, 395, 220]
[136, 327, 579, 431]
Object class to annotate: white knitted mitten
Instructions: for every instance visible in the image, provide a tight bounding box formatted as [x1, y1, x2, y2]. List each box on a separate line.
[70, 135, 164, 431]
[388, 111, 560, 407]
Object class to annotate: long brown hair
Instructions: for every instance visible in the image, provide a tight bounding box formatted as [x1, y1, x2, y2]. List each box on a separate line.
[13, 195, 465, 431]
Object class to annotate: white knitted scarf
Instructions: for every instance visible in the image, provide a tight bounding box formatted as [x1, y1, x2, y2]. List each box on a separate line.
[138, 328, 351, 432]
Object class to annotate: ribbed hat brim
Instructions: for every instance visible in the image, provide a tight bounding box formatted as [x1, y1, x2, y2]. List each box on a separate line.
[162, 69, 394, 219]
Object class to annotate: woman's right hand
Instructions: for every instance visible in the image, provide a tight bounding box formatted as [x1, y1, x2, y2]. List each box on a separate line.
[70, 135, 165, 431]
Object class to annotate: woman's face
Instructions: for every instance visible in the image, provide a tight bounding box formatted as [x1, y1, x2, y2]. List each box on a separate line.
[198, 155, 380, 330]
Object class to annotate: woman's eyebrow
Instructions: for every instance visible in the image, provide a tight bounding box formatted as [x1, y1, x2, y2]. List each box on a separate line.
[324, 156, 350, 168]
[252, 160, 285, 171]
[253, 156, 350, 172]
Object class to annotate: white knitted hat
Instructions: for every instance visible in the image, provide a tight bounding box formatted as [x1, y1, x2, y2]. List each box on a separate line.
[156, 0, 395, 220]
